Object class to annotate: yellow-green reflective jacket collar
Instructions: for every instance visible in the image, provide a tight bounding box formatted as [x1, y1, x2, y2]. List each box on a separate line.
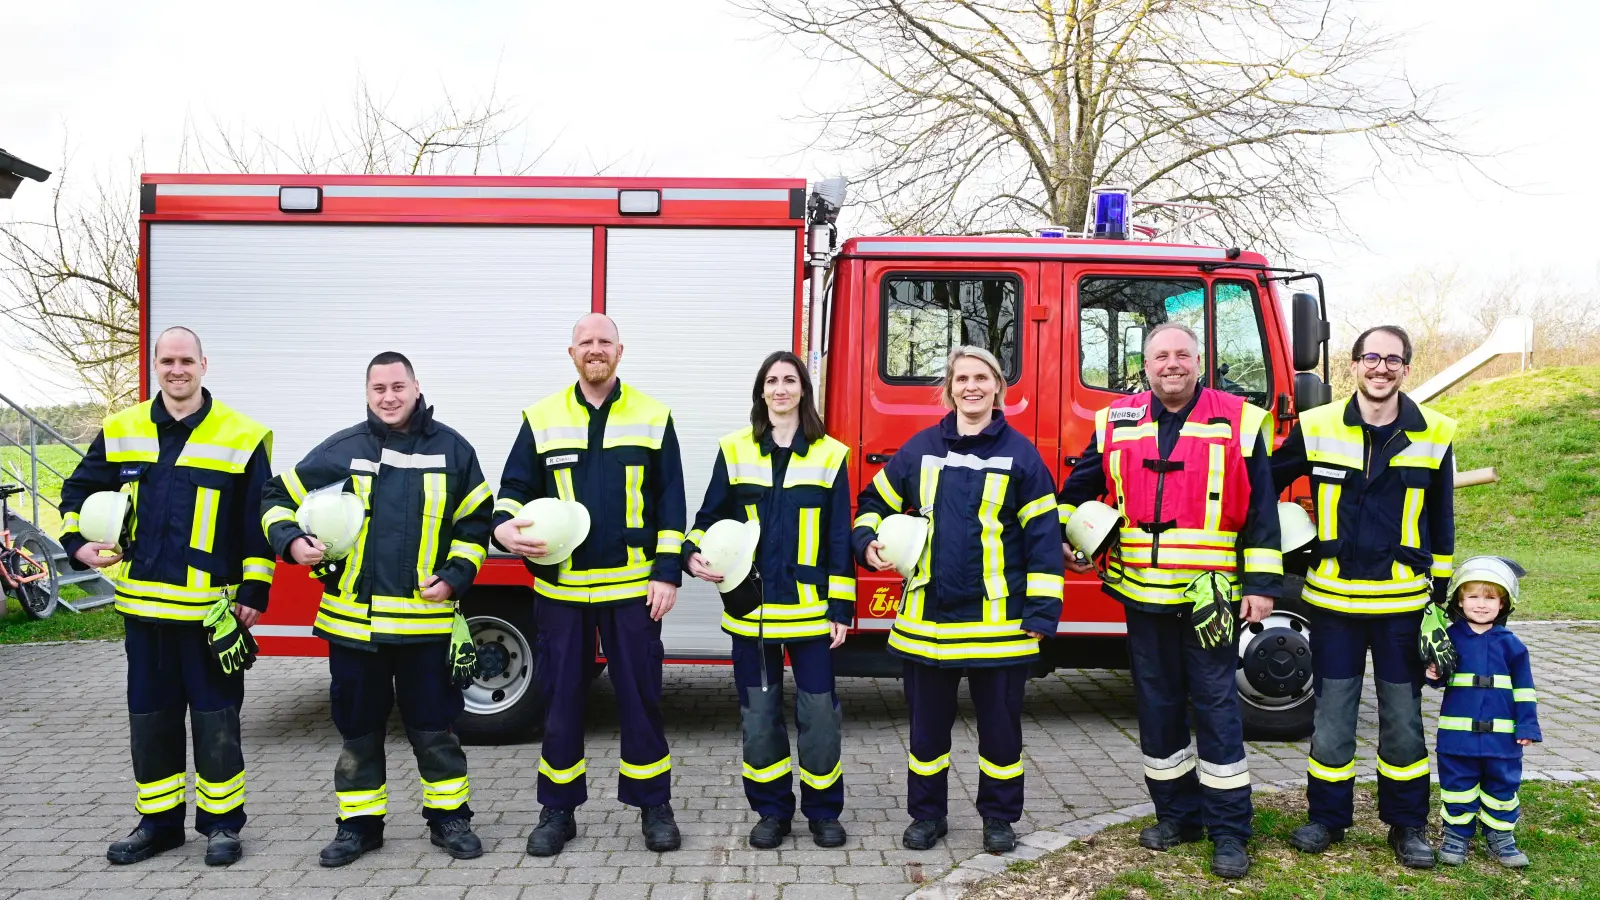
[1341, 390, 1427, 433]
[365, 397, 436, 440]
[150, 388, 213, 430]
[572, 379, 623, 414]
[756, 426, 811, 458]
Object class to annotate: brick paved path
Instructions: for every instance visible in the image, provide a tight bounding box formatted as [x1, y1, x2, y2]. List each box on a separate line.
[1, 623, 1596, 899]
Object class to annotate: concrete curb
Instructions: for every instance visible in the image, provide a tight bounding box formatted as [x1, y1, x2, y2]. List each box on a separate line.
[904, 771, 1600, 900]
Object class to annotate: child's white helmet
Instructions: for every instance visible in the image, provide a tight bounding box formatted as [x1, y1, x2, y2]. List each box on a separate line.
[1446, 556, 1524, 618]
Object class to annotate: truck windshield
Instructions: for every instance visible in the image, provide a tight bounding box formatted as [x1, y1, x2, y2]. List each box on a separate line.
[1078, 277, 1205, 393]
[881, 274, 1021, 383]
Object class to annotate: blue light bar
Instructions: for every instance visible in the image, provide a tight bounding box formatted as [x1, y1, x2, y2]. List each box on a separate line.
[1093, 189, 1129, 240]
[1037, 226, 1068, 239]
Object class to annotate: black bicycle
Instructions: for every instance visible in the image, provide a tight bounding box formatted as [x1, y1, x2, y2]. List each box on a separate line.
[0, 483, 59, 619]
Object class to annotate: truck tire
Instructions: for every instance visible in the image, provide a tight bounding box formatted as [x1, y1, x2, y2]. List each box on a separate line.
[1237, 576, 1317, 741]
[455, 590, 545, 745]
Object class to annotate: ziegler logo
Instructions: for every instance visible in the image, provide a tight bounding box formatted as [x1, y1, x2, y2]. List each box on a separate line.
[868, 586, 899, 617]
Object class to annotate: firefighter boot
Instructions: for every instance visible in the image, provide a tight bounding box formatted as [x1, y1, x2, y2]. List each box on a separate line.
[319, 822, 384, 868]
[748, 815, 792, 849]
[526, 807, 576, 857]
[642, 803, 682, 852]
[809, 818, 847, 848]
[1290, 822, 1345, 853]
[1211, 837, 1251, 880]
[1139, 819, 1205, 851]
[902, 817, 948, 851]
[982, 818, 1016, 854]
[106, 825, 185, 865]
[204, 829, 242, 866]
[430, 819, 483, 860]
[1389, 825, 1436, 869]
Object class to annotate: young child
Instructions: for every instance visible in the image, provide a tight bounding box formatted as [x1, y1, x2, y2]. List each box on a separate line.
[1424, 556, 1540, 868]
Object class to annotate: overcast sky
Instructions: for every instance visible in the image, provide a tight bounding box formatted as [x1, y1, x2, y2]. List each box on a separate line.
[3, 0, 1596, 405]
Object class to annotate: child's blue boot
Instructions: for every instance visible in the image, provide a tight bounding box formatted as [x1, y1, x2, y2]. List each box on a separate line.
[1485, 830, 1529, 868]
[1437, 830, 1470, 866]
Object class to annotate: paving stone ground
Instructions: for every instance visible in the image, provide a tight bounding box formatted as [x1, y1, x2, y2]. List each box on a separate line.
[1, 622, 1597, 900]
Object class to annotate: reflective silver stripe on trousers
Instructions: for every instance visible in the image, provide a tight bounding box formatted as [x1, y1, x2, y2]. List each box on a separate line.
[1142, 744, 1197, 780]
[380, 449, 447, 469]
[1197, 757, 1251, 789]
[105, 436, 161, 455]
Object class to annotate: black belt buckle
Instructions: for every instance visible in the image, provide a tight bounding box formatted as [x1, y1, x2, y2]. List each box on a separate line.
[1471, 720, 1494, 733]
[1472, 674, 1495, 689]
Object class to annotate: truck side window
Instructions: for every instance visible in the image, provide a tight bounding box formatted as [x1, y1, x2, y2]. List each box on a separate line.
[1212, 281, 1271, 407]
[881, 274, 1020, 383]
[1078, 277, 1206, 393]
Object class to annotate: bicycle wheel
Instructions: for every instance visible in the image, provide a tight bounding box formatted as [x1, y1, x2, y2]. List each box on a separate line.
[10, 535, 59, 619]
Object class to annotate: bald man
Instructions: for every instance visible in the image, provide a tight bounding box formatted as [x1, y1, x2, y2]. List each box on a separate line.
[493, 314, 687, 856]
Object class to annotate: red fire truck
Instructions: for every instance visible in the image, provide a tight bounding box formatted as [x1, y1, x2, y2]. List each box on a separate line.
[136, 173, 1333, 742]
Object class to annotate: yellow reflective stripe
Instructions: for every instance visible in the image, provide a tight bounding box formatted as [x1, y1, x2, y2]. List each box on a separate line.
[453, 481, 493, 523]
[1400, 486, 1424, 548]
[799, 761, 843, 790]
[338, 786, 388, 818]
[195, 773, 245, 813]
[619, 754, 672, 780]
[1180, 421, 1233, 441]
[1243, 547, 1283, 575]
[1513, 688, 1537, 703]
[338, 476, 373, 596]
[1104, 562, 1241, 606]
[553, 468, 575, 502]
[1203, 443, 1226, 532]
[1480, 791, 1519, 812]
[888, 627, 1040, 663]
[421, 775, 470, 810]
[448, 540, 487, 571]
[1301, 562, 1430, 614]
[1308, 757, 1356, 782]
[1440, 785, 1479, 804]
[797, 507, 820, 566]
[1119, 544, 1239, 569]
[624, 465, 645, 528]
[1057, 502, 1076, 524]
[538, 757, 587, 784]
[1376, 758, 1430, 781]
[1106, 450, 1126, 516]
[62, 511, 82, 534]
[189, 486, 219, 554]
[135, 773, 186, 813]
[655, 530, 684, 556]
[1448, 673, 1512, 689]
[557, 561, 653, 586]
[1120, 528, 1238, 549]
[977, 756, 1023, 780]
[416, 472, 447, 588]
[743, 757, 793, 783]
[979, 472, 1009, 610]
[722, 613, 832, 639]
[1438, 716, 1515, 733]
[494, 497, 523, 516]
[1316, 482, 1340, 541]
[242, 557, 276, 583]
[853, 512, 882, 530]
[1018, 493, 1056, 526]
[1479, 809, 1517, 831]
[908, 752, 950, 776]
[686, 528, 706, 547]
[828, 575, 856, 601]
[315, 609, 373, 644]
[1240, 403, 1271, 458]
[1431, 554, 1454, 579]
[282, 468, 308, 504]
[1442, 808, 1476, 825]
[871, 468, 903, 510]
[1027, 572, 1064, 599]
[1107, 423, 1158, 443]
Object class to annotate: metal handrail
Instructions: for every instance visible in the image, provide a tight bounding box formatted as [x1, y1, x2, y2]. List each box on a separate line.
[0, 390, 90, 526]
[0, 391, 90, 452]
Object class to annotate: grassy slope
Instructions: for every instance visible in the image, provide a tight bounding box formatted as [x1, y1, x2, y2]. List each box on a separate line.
[0, 444, 86, 537]
[1431, 366, 1600, 619]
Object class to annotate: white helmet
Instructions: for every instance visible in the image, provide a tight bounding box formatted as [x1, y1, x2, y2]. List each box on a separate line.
[877, 514, 930, 578]
[517, 498, 592, 565]
[1065, 501, 1123, 558]
[698, 519, 762, 593]
[1278, 502, 1318, 554]
[296, 485, 367, 560]
[79, 491, 130, 548]
[1447, 555, 1524, 615]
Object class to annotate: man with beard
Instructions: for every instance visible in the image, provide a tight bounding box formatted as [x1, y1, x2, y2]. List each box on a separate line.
[493, 313, 687, 856]
[1058, 322, 1281, 879]
[1272, 325, 1456, 869]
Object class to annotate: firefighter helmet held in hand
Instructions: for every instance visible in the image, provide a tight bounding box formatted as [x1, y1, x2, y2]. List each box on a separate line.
[1065, 501, 1123, 559]
[1278, 501, 1318, 554]
[295, 485, 367, 560]
[698, 519, 761, 593]
[516, 497, 591, 566]
[78, 490, 131, 548]
[876, 513, 930, 578]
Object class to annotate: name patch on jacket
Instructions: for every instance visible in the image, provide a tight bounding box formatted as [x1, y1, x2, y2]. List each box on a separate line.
[1312, 466, 1346, 480]
[119, 464, 144, 479]
[1108, 406, 1147, 423]
[545, 453, 580, 467]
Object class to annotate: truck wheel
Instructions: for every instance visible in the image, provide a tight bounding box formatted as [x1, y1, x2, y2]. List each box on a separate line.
[455, 592, 545, 745]
[1237, 576, 1316, 741]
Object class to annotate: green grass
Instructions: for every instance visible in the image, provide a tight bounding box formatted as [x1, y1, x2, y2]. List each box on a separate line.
[0, 443, 86, 537]
[967, 781, 1600, 900]
[0, 586, 123, 644]
[1432, 367, 1600, 619]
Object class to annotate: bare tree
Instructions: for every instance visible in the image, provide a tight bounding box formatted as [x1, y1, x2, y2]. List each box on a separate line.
[746, 0, 1477, 249]
[1, 80, 544, 408]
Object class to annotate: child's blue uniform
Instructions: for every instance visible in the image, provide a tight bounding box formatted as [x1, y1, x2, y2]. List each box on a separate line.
[1428, 621, 1541, 836]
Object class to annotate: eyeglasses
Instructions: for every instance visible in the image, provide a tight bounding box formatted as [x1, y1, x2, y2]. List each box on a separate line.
[1357, 353, 1407, 370]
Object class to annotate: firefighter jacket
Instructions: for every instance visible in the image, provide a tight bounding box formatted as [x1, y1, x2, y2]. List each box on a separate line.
[1425, 622, 1540, 758]
[59, 390, 275, 622]
[492, 380, 686, 605]
[1058, 388, 1282, 613]
[260, 400, 493, 648]
[684, 426, 854, 641]
[852, 412, 1064, 668]
[1272, 392, 1456, 615]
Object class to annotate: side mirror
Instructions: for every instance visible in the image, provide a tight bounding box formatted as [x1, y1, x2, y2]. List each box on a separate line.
[1294, 372, 1332, 411]
[1291, 292, 1328, 372]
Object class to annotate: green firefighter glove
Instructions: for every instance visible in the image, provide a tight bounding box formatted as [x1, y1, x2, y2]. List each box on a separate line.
[1419, 602, 1459, 681]
[448, 612, 480, 690]
[203, 597, 258, 676]
[1186, 572, 1236, 650]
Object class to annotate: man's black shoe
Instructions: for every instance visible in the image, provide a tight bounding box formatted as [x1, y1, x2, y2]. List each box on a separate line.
[526, 807, 577, 857]
[204, 828, 242, 866]
[106, 825, 184, 865]
[810, 818, 847, 848]
[1289, 821, 1345, 854]
[1211, 837, 1250, 880]
[901, 818, 948, 851]
[431, 818, 483, 860]
[319, 824, 383, 868]
[1138, 819, 1204, 851]
[642, 804, 682, 852]
[748, 815, 792, 849]
[982, 818, 1016, 854]
[1389, 825, 1436, 869]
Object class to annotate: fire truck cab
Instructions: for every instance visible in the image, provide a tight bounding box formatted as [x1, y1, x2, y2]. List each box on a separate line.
[136, 173, 1333, 743]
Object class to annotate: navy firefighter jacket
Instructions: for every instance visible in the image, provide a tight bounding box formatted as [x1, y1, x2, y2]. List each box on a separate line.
[1427, 621, 1541, 758]
[852, 411, 1065, 668]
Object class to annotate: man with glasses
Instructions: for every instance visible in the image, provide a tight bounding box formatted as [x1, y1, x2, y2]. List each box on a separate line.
[1272, 325, 1457, 868]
